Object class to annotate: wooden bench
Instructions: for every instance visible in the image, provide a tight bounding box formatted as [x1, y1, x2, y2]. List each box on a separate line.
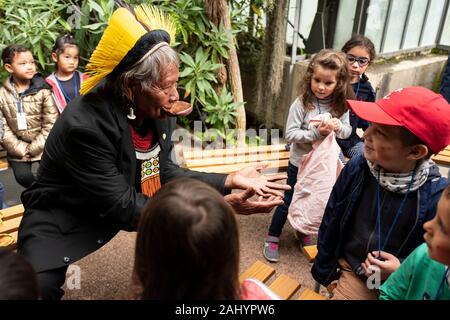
[0, 204, 24, 250]
[183, 144, 289, 174]
[240, 260, 326, 300]
[432, 145, 450, 167]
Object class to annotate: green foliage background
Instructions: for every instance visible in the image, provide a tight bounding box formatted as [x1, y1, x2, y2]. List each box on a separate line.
[0, 0, 270, 136]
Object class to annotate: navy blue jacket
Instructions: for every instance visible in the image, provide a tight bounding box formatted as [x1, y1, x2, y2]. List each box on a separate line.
[311, 155, 448, 286]
[336, 77, 376, 152]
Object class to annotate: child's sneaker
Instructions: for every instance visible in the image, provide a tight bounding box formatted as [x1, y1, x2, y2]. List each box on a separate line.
[263, 236, 280, 263]
[300, 234, 314, 247]
[294, 230, 315, 247]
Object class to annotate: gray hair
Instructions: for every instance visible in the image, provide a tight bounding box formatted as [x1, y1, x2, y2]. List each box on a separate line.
[118, 44, 179, 96]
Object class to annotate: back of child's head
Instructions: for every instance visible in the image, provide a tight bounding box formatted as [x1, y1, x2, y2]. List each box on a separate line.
[52, 34, 78, 55]
[134, 178, 240, 300]
[1, 44, 31, 65]
[299, 49, 354, 117]
[341, 34, 376, 62]
[0, 248, 39, 300]
[348, 86, 450, 156]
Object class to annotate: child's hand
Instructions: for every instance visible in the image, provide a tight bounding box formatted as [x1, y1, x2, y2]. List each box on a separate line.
[360, 251, 401, 281]
[318, 122, 333, 136]
[328, 118, 342, 132]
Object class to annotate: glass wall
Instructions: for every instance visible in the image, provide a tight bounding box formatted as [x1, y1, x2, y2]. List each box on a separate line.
[332, 0, 358, 50]
[440, 3, 450, 46]
[364, 0, 390, 51]
[420, 0, 447, 46]
[288, 0, 450, 56]
[286, 0, 318, 48]
[382, 0, 409, 53]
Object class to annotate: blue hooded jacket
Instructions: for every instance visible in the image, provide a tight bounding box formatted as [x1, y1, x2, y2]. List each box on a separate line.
[311, 154, 448, 286]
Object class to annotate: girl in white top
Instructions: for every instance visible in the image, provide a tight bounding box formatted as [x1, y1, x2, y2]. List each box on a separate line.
[263, 49, 354, 263]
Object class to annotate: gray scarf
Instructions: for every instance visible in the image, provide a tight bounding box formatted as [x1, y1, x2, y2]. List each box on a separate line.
[367, 159, 434, 193]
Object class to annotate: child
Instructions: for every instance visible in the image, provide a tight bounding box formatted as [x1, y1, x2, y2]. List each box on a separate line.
[336, 34, 377, 159]
[133, 177, 281, 300]
[0, 248, 39, 299]
[0, 44, 59, 188]
[379, 183, 450, 300]
[312, 87, 450, 300]
[46, 34, 87, 113]
[263, 49, 353, 263]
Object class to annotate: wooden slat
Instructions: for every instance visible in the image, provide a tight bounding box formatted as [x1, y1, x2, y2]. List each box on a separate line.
[0, 216, 22, 234]
[189, 159, 289, 174]
[0, 204, 25, 220]
[239, 260, 275, 284]
[0, 231, 18, 250]
[432, 146, 450, 166]
[302, 245, 318, 263]
[268, 274, 301, 300]
[0, 158, 8, 171]
[186, 151, 289, 168]
[183, 144, 287, 159]
[298, 288, 327, 300]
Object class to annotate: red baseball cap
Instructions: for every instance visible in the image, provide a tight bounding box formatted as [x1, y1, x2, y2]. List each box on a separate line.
[347, 87, 450, 153]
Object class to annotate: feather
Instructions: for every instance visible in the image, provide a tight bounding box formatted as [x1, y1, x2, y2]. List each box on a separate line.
[80, 8, 146, 94]
[134, 4, 176, 45]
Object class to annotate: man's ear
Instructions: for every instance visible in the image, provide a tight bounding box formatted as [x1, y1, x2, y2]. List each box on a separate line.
[408, 144, 429, 160]
[4, 63, 14, 74]
[51, 52, 58, 63]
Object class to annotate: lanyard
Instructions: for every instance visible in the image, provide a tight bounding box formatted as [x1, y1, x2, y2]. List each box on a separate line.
[316, 97, 322, 114]
[10, 81, 24, 113]
[55, 73, 79, 102]
[434, 267, 449, 300]
[376, 169, 415, 257]
[355, 78, 361, 98]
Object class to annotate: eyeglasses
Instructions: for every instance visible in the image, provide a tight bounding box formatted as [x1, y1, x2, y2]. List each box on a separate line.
[346, 54, 370, 67]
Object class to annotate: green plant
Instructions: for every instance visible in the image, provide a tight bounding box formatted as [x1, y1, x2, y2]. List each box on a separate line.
[0, 0, 70, 72]
[178, 47, 223, 105]
[203, 22, 232, 63]
[164, 0, 209, 46]
[203, 87, 242, 140]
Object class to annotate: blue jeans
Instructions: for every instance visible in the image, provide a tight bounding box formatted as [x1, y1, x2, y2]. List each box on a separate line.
[268, 162, 298, 237]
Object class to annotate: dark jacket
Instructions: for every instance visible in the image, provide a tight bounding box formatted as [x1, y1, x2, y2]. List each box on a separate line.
[17, 86, 227, 272]
[311, 154, 448, 286]
[336, 77, 376, 152]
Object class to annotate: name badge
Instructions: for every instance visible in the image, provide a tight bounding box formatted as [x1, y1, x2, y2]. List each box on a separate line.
[17, 112, 27, 130]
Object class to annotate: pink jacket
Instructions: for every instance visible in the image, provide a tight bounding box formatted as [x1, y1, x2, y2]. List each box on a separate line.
[288, 132, 343, 235]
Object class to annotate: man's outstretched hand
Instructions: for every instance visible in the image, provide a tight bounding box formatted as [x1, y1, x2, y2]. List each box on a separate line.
[224, 187, 284, 215]
[224, 162, 291, 198]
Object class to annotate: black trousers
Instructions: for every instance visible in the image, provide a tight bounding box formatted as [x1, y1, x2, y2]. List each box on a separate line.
[37, 266, 68, 300]
[8, 161, 38, 188]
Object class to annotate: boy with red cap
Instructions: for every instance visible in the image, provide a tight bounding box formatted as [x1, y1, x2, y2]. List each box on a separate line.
[311, 86, 450, 300]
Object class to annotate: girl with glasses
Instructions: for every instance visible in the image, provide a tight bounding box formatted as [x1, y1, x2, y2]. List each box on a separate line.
[337, 34, 377, 159]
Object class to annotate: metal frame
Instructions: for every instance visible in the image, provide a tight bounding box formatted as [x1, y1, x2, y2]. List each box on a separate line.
[436, 0, 450, 45]
[287, 0, 449, 58]
[379, 0, 393, 53]
[417, 0, 431, 47]
[399, 0, 414, 50]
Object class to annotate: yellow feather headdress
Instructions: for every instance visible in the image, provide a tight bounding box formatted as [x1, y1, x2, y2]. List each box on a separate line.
[80, 4, 176, 95]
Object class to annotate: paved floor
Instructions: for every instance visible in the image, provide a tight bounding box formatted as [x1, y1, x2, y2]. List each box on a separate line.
[1, 163, 449, 299]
